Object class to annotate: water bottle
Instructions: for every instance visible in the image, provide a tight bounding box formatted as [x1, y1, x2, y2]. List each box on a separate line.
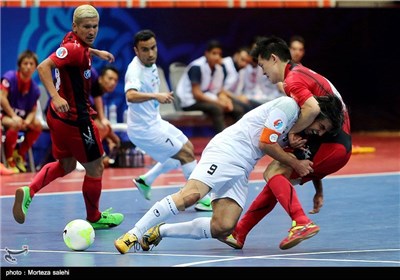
[109, 104, 117, 124]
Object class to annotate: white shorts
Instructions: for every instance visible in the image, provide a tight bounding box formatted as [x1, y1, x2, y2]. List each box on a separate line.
[189, 145, 249, 209]
[127, 119, 188, 163]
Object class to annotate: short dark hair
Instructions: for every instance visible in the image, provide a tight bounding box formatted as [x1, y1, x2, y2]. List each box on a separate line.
[315, 94, 344, 135]
[289, 35, 306, 47]
[206, 40, 223, 52]
[250, 36, 291, 62]
[100, 64, 119, 77]
[17, 50, 38, 68]
[134, 29, 156, 47]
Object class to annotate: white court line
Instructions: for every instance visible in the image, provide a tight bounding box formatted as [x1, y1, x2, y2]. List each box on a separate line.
[1, 248, 398, 267]
[172, 248, 400, 267]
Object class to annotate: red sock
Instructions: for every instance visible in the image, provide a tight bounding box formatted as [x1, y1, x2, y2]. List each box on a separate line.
[4, 129, 18, 158]
[82, 176, 102, 222]
[268, 174, 310, 225]
[18, 129, 41, 157]
[30, 161, 65, 197]
[235, 183, 277, 241]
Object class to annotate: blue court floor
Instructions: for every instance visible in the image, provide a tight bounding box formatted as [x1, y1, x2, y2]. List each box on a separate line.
[1, 173, 399, 275]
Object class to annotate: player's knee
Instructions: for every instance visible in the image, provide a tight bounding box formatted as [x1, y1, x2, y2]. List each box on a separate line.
[210, 216, 235, 238]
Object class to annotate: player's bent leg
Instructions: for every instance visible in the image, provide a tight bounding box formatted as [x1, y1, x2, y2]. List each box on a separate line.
[175, 179, 210, 211]
[210, 198, 242, 239]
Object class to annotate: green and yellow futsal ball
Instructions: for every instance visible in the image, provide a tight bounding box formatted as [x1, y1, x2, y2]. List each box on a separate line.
[63, 219, 95, 251]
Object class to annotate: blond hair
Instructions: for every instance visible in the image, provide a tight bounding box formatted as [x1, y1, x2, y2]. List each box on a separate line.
[73, 4, 99, 24]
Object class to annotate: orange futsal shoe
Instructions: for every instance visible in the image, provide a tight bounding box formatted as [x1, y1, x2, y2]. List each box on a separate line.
[279, 221, 320, 250]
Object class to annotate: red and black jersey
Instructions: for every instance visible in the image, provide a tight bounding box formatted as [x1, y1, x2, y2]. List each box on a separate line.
[49, 31, 96, 122]
[283, 62, 350, 135]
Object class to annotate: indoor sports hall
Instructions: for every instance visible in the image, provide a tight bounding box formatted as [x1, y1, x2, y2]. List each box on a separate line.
[1, 0, 399, 274]
[1, 132, 399, 271]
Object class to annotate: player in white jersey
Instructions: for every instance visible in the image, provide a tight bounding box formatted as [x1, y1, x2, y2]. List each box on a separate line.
[114, 94, 344, 254]
[124, 29, 212, 211]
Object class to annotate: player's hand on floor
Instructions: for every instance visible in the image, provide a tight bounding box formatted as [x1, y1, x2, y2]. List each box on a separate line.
[309, 193, 323, 214]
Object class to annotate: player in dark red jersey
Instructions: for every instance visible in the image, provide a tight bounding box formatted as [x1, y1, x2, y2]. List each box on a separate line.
[222, 36, 352, 250]
[12, 4, 124, 229]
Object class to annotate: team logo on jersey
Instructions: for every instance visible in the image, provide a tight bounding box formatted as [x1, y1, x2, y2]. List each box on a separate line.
[55, 47, 68, 59]
[84, 69, 91, 79]
[273, 119, 283, 130]
[269, 133, 278, 143]
[1, 79, 10, 88]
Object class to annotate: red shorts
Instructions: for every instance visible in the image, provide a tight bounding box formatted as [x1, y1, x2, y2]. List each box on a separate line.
[290, 130, 352, 184]
[47, 107, 104, 163]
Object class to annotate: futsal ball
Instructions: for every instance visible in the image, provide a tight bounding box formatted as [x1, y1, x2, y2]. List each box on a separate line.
[63, 219, 95, 251]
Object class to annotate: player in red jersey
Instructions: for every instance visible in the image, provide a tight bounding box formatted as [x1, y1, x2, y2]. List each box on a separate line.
[12, 4, 124, 229]
[222, 36, 352, 250]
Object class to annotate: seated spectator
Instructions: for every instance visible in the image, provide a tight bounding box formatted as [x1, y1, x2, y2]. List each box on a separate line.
[221, 46, 254, 113]
[0, 50, 42, 173]
[237, 55, 284, 107]
[90, 65, 121, 167]
[176, 40, 245, 134]
[289, 35, 306, 64]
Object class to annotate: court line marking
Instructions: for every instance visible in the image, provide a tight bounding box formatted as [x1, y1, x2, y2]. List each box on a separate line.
[172, 248, 400, 267]
[1, 248, 398, 267]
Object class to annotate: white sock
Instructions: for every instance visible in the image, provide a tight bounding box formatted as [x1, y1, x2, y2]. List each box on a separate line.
[129, 195, 179, 239]
[181, 160, 197, 180]
[160, 217, 212, 239]
[143, 158, 180, 185]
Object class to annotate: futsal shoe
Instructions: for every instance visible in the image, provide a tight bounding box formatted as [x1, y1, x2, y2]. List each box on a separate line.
[0, 162, 15, 175]
[194, 195, 212, 212]
[13, 186, 32, 224]
[141, 223, 165, 251]
[6, 157, 20, 174]
[89, 208, 124, 229]
[13, 151, 27, 173]
[220, 231, 244, 249]
[114, 232, 140, 254]
[279, 221, 320, 250]
[132, 176, 151, 200]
